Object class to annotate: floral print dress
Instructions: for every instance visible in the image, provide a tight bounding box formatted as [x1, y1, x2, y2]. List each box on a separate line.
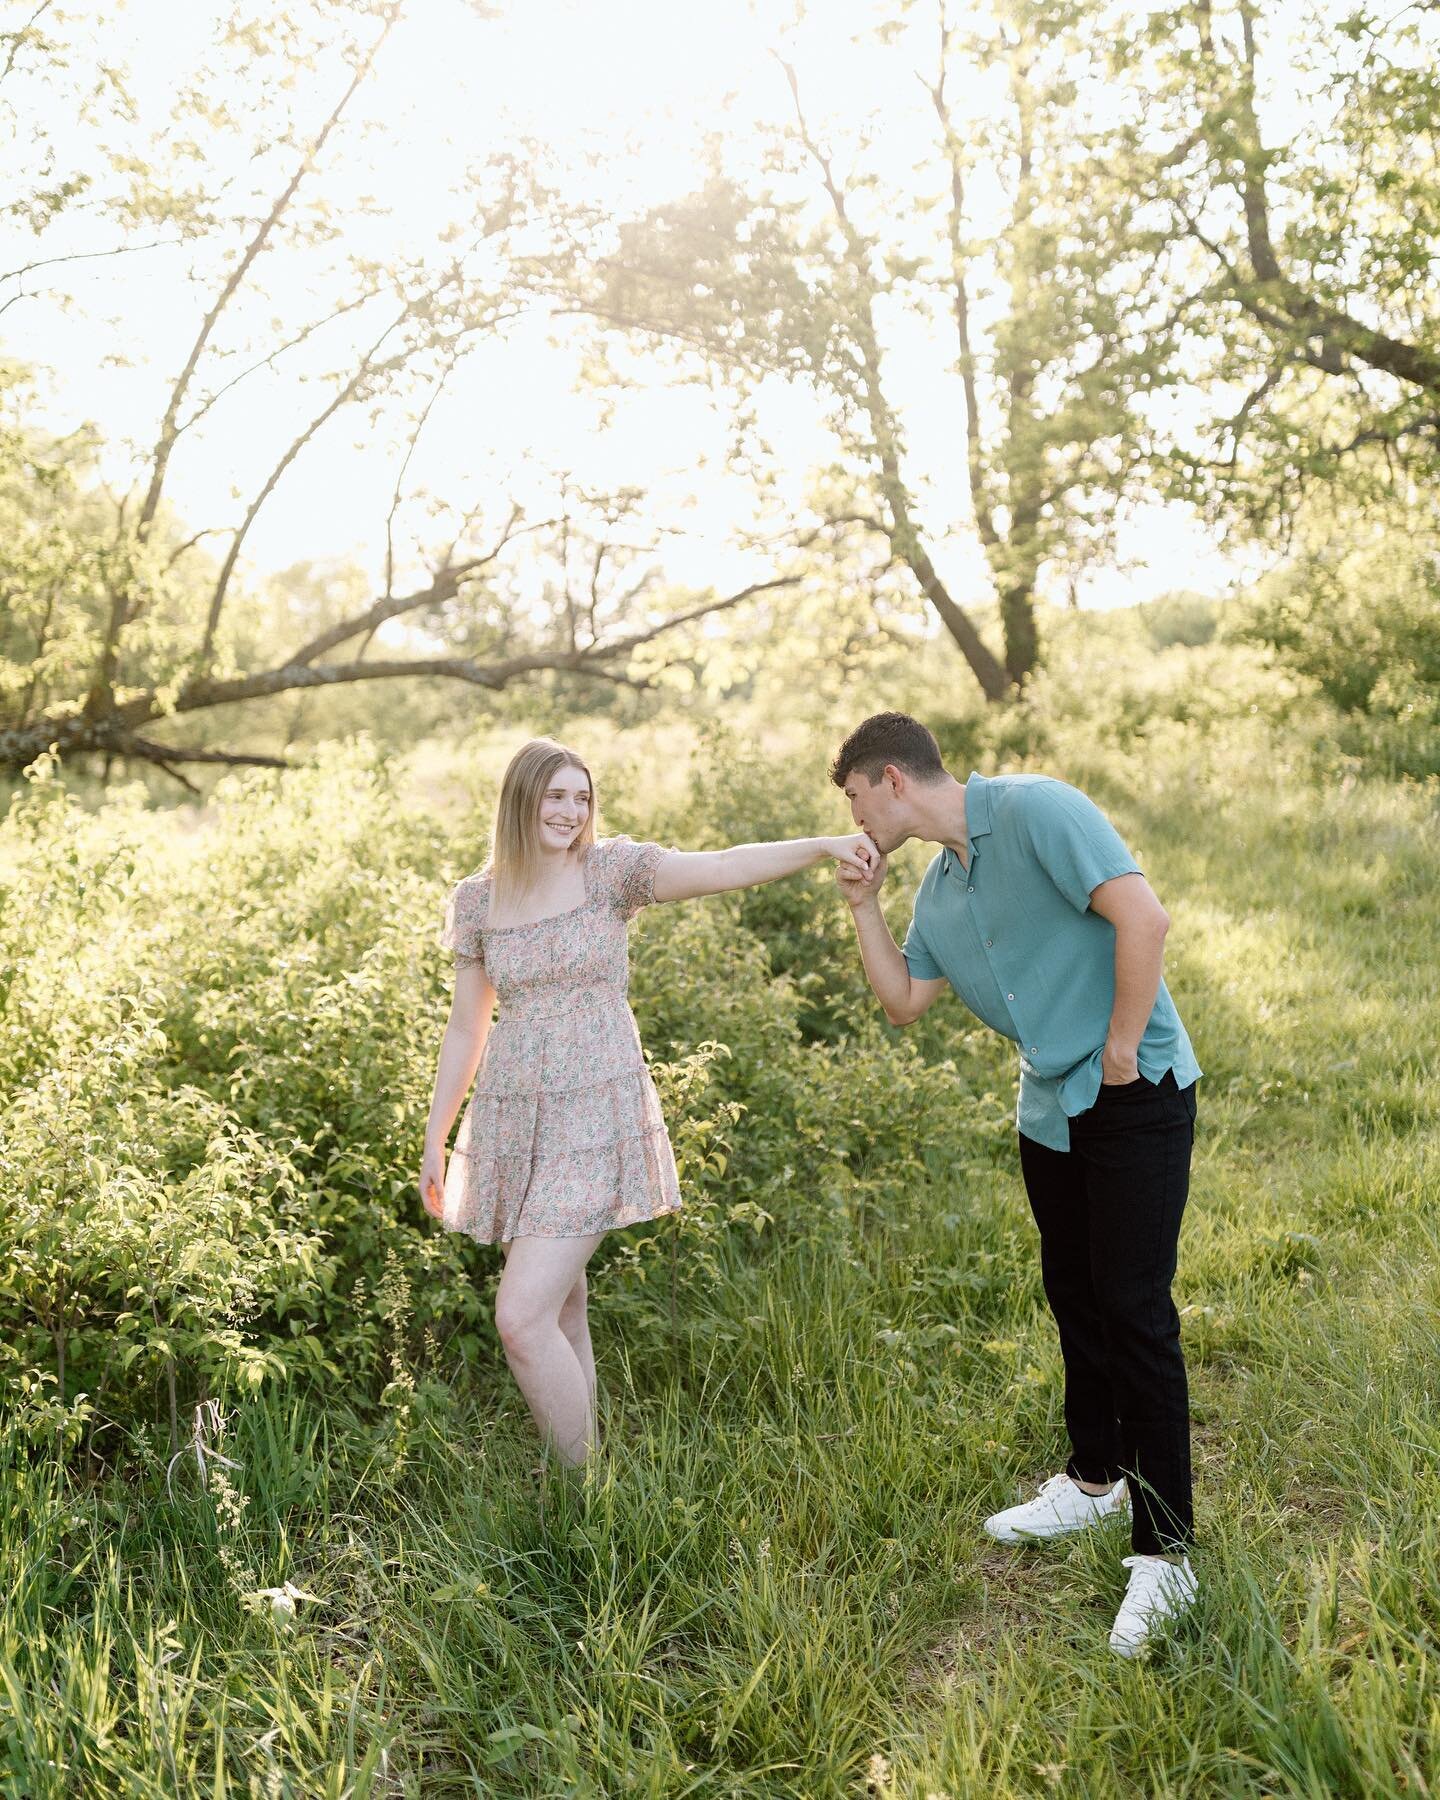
[437, 835, 682, 1243]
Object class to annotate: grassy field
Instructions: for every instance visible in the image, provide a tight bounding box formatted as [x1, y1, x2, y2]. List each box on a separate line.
[2, 699, 1438, 1796]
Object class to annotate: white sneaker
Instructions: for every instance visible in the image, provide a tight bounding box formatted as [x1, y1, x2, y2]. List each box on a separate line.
[1109, 1554, 1198, 1657]
[982, 1473, 1129, 1544]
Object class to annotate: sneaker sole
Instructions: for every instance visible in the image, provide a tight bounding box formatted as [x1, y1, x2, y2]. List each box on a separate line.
[983, 1511, 1128, 1545]
[983, 1522, 1072, 1544]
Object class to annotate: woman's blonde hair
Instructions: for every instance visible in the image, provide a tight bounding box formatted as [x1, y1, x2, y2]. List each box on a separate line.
[487, 737, 597, 914]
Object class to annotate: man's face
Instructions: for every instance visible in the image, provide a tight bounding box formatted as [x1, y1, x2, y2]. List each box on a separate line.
[843, 767, 907, 856]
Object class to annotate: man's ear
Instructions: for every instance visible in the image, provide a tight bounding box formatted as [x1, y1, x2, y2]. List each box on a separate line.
[883, 762, 904, 796]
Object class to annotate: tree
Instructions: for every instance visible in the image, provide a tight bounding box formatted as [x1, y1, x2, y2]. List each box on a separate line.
[0, 393, 804, 784]
[0, 2, 796, 781]
[1110, 0, 1440, 529]
[568, 1, 1166, 698]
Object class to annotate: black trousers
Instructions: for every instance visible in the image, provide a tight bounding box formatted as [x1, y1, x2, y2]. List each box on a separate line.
[1018, 1071, 1197, 1556]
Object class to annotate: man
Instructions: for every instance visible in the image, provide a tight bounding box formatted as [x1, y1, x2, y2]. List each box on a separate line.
[830, 711, 1202, 1657]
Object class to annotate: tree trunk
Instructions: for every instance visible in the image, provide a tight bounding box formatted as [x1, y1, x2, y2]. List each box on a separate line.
[1000, 577, 1040, 688]
[902, 536, 1011, 701]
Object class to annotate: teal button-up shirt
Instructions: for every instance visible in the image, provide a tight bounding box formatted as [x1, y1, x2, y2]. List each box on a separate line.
[901, 772, 1201, 1151]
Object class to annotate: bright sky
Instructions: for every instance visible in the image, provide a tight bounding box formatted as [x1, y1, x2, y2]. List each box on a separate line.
[5, 0, 1318, 624]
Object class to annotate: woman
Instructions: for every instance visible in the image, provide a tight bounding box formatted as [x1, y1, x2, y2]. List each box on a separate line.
[420, 736, 876, 1468]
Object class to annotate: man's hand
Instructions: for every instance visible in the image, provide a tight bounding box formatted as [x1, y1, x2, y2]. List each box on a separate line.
[836, 844, 888, 908]
[1100, 1036, 1141, 1085]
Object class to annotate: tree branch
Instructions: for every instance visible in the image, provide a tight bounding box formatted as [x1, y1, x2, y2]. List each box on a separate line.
[1203, 3, 1440, 399]
[923, 12, 1000, 551]
[177, 288, 384, 438]
[136, 13, 396, 542]
[32, 572, 805, 764]
[177, 574, 798, 714]
[165, 526, 230, 571]
[384, 352, 461, 602]
[0, 239, 181, 319]
[286, 503, 538, 667]
[780, 52, 1009, 699]
[0, 0, 57, 83]
[195, 310, 412, 665]
[121, 735, 292, 773]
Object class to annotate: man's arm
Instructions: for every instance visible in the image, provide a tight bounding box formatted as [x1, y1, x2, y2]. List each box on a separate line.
[1088, 873, 1171, 1083]
[836, 857, 949, 1027]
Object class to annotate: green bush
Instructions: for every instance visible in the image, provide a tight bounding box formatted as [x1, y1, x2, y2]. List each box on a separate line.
[1138, 590, 1221, 649]
[0, 1016, 324, 1451]
[1235, 527, 1440, 776]
[632, 721, 879, 1044]
[3, 730, 995, 1454]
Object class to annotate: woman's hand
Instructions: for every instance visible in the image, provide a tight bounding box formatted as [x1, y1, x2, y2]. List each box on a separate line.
[419, 1140, 446, 1219]
[824, 831, 881, 876]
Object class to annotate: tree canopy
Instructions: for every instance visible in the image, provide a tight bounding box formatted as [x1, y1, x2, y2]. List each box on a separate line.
[1, 0, 1436, 771]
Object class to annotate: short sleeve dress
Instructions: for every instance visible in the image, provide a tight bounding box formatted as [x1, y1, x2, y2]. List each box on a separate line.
[436, 835, 683, 1243]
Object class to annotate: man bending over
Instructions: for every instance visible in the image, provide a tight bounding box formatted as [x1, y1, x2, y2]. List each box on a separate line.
[831, 711, 1202, 1658]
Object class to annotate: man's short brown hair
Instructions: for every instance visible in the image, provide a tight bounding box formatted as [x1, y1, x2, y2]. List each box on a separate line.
[828, 712, 946, 788]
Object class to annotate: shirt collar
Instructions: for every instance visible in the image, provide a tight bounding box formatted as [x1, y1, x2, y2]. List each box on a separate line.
[965, 770, 992, 839]
[941, 771, 990, 874]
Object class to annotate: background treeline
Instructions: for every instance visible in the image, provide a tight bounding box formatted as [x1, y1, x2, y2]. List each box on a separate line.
[2, 0, 1438, 786]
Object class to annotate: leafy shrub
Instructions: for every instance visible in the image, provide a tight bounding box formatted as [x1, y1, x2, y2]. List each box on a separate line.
[929, 699, 1055, 772]
[0, 1016, 324, 1452]
[3, 714, 1123, 1459]
[6, 733, 973, 1455]
[635, 721, 877, 1043]
[1235, 528, 1440, 775]
[1138, 590, 1221, 649]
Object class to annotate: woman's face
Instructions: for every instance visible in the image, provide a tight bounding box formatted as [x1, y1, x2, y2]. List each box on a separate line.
[536, 763, 591, 852]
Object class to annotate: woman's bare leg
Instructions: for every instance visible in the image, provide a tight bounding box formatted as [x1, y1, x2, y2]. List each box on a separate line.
[496, 1234, 604, 1466]
[558, 1270, 597, 1422]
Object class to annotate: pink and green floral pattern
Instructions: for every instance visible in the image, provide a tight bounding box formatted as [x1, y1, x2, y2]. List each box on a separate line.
[437, 836, 681, 1243]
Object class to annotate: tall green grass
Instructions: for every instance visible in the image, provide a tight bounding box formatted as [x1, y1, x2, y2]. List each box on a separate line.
[1, 690, 1437, 1795]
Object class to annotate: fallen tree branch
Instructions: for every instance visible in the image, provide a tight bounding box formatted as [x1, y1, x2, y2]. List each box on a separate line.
[5, 571, 802, 774]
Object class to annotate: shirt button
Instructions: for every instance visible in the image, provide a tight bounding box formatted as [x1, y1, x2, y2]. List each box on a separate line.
[1007, 992, 1015, 1001]
[967, 885, 974, 894]
[985, 939, 993, 948]
[1030, 1045, 1039, 1054]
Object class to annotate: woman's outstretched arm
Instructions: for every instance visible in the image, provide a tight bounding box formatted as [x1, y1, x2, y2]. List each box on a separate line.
[651, 832, 878, 903]
[419, 962, 496, 1218]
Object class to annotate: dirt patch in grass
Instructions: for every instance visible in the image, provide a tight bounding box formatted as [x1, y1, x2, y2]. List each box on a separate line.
[905, 1545, 1087, 1693]
[1278, 1477, 1355, 1538]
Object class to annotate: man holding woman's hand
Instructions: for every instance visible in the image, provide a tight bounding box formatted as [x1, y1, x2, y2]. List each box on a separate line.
[831, 711, 1202, 1660]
